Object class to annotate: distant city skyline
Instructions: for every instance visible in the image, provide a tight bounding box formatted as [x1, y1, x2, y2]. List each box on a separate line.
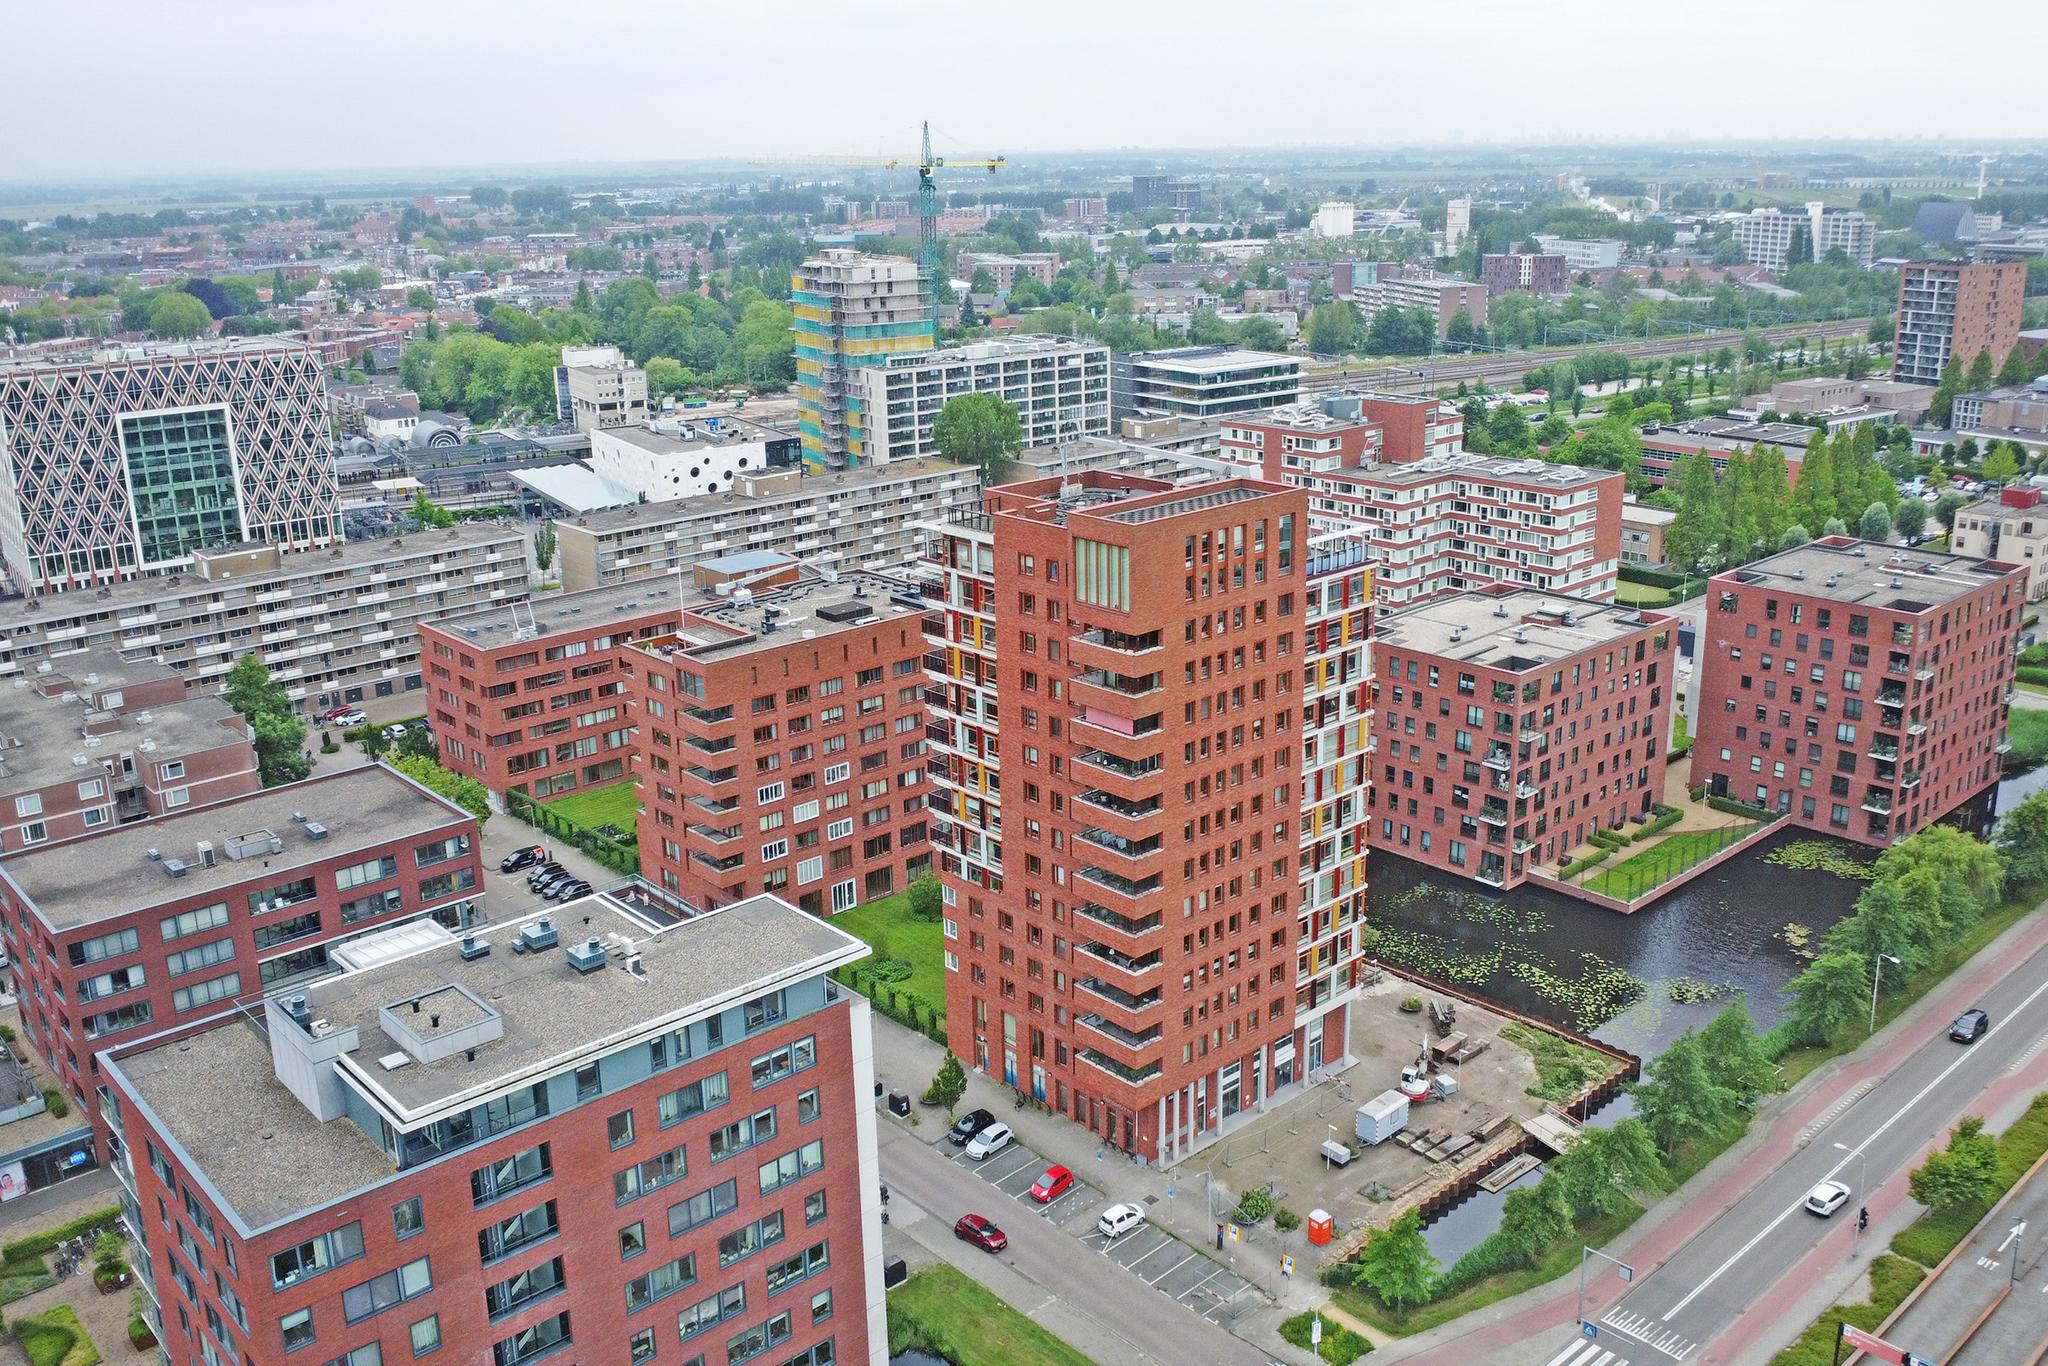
[2, 0, 2036, 182]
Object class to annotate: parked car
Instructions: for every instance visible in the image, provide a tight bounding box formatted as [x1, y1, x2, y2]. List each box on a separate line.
[530, 867, 573, 893]
[948, 1109, 996, 1147]
[1029, 1165, 1074, 1203]
[1950, 1008, 1991, 1044]
[500, 846, 547, 873]
[329, 708, 368, 727]
[382, 723, 413, 742]
[1804, 1179, 1852, 1217]
[952, 1214, 1008, 1253]
[964, 1122, 1013, 1161]
[550, 879, 593, 902]
[1097, 1203, 1146, 1239]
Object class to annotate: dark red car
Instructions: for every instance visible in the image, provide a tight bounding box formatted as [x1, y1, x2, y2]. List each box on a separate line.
[953, 1214, 1007, 1253]
[1029, 1164, 1074, 1203]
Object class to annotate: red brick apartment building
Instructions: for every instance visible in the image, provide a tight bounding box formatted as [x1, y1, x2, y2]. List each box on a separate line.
[0, 766, 482, 1131]
[930, 471, 1329, 1163]
[631, 563, 932, 916]
[1694, 537, 2024, 846]
[1893, 260, 2028, 387]
[1638, 418, 1811, 491]
[1371, 587, 1676, 888]
[1, 653, 258, 852]
[99, 893, 885, 1366]
[422, 581, 685, 804]
[1219, 404, 1618, 606]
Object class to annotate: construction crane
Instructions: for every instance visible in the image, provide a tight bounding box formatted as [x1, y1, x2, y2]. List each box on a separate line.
[747, 123, 1003, 331]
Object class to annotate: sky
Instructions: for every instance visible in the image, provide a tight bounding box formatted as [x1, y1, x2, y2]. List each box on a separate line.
[3, 0, 2037, 182]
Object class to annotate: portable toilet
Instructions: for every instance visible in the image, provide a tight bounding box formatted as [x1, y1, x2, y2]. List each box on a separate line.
[1307, 1209, 1334, 1247]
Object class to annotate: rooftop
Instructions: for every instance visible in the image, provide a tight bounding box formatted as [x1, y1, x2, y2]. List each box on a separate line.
[109, 893, 866, 1231]
[1225, 403, 1373, 435]
[0, 525, 524, 631]
[1621, 503, 1679, 526]
[1379, 588, 1663, 671]
[1121, 346, 1300, 377]
[0, 336, 316, 375]
[1643, 417, 1818, 451]
[1720, 536, 2022, 611]
[0, 690, 247, 797]
[562, 458, 974, 535]
[426, 576, 685, 644]
[0, 766, 472, 929]
[872, 335, 1104, 369]
[1362, 453, 1617, 490]
[639, 569, 923, 665]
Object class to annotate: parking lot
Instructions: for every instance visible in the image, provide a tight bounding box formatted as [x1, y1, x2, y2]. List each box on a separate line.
[943, 1130, 1263, 1326]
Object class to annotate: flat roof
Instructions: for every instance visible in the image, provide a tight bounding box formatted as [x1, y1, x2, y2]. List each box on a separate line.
[111, 893, 865, 1230]
[563, 458, 973, 535]
[0, 337, 316, 375]
[0, 766, 471, 929]
[655, 570, 923, 664]
[1122, 347, 1299, 376]
[0, 526, 524, 631]
[1363, 453, 1616, 490]
[0, 692, 246, 796]
[427, 576, 684, 641]
[1378, 589, 1664, 671]
[1721, 537, 2021, 611]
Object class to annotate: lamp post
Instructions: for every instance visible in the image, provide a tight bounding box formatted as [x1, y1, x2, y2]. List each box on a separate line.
[1833, 1140, 1869, 1204]
[1869, 953, 1901, 1035]
[1576, 1245, 1635, 1333]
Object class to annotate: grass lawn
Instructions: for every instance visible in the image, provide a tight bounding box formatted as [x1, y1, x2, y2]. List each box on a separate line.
[830, 889, 946, 1025]
[1280, 1310, 1373, 1363]
[541, 779, 641, 833]
[1580, 823, 1760, 900]
[11, 1303, 99, 1366]
[1499, 1022, 1614, 1103]
[1614, 579, 1675, 607]
[2003, 707, 2048, 774]
[888, 1264, 1092, 1366]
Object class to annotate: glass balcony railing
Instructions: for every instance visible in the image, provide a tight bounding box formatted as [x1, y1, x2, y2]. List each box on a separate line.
[1077, 866, 1164, 899]
[1077, 1014, 1163, 1049]
[1075, 789, 1161, 821]
[1076, 750, 1161, 780]
[1074, 941, 1162, 976]
[1077, 1048, 1163, 1085]
[1076, 978, 1161, 1012]
[1071, 902, 1163, 937]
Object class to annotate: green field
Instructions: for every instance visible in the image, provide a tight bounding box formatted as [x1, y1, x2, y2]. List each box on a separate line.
[1614, 579, 1675, 607]
[888, 1264, 1093, 1366]
[541, 779, 640, 833]
[1580, 823, 1761, 900]
[830, 889, 947, 1025]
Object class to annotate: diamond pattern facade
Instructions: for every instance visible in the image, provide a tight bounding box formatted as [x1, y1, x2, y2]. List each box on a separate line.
[0, 341, 339, 595]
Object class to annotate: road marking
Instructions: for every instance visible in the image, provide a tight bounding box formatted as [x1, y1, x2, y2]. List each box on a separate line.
[1979, 1256, 2002, 1270]
[1796, 1080, 1877, 1144]
[1178, 1264, 1227, 1301]
[1144, 1250, 1199, 1285]
[1126, 1237, 1180, 1271]
[1662, 968, 2048, 1322]
[1543, 1344, 1624, 1366]
[1602, 1308, 1696, 1360]
[2001, 1221, 2028, 1253]
[2008, 1034, 2048, 1073]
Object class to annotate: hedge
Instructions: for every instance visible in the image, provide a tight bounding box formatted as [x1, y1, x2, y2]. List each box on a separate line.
[505, 791, 639, 876]
[1559, 849, 1613, 879]
[1587, 828, 1629, 851]
[1631, 805, 1685, 841]
[1706, 795, 1776, 823]
[4, 1209, 120, 1265]
[2017, 665, 2048, 687]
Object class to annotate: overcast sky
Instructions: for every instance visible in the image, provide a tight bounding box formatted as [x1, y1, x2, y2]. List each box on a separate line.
[3, 0, 2035, 182]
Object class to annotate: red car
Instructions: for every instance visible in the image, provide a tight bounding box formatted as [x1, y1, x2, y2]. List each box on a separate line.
[953, 1214, 1008, 1253]
[1029, 1164, 1074, 1203]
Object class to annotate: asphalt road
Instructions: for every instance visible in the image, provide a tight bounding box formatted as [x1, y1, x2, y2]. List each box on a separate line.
[1527, 926, 2048, 1366]
[1891, 1151, 2048, 1365]
[874, 1118, 1275, 1366]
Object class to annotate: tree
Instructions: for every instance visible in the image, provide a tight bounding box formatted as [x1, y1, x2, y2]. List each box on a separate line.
[1785, 950, 1870, 1045]
[1982, 444, 2021, 487]
[1698, 999, 1775, 1103]
[1997, 344, 2031, 387]
[534, 523, 557, 577]
[1632, 1031, 1738, 1154]
[1237, 316, 1286, 352]
[1666, 451, 1727, 571]
[1778, 524, 1812, 551]
[1996, 790, 2048, 890]
[411, 491, 456, 530]
[907, 870, 943, 923]
[1486, 403, 1532, 455]
[1445, 310, 1479, 350]
[1965, 348, 1996, 392]
[389, 754, 491, 828]
[931, 393, 1023, 484]
[1304, 301, 1360, 357]
[222, 654, 310, 787]
[148, 290, 213, 339]
[923, 1051, 967, 1114]
[1548, 1120, 1665, 1221]
[1857, 502, 1893, 543]
[1909, 1116, 2000, 1215]
[1930, 354, 1964, 428]
[1934, 489, 1970, 532]
[1822, 517, 1849, 537]
[1875, 823, 2003, 910]
[1893, 498, 1929, 540]
[1355, 1209, 1438, 1317]
[405, 286, 435, 311]
[1494, 1179, 1574, 1270]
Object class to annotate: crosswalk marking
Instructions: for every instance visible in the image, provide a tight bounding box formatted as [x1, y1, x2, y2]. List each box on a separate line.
[1542, 1343, 1625, 1366]
[1601, 1306, 1698, 1360]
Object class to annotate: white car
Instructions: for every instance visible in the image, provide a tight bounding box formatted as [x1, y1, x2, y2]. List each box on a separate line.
[329, 709, 368, 727]
[964, 1122, 1013, 1161]
[1097, 1202, 1146, 1239]
[1804, 1179, 1852, 1217]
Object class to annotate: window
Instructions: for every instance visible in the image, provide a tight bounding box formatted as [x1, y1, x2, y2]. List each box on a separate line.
[797, 1089, 820, 1125]
[718, 1211, 785, 1268]
[708, 1107, 777, 1161]
[173, 973, 241, 1013]
[492, 1310, 570, 1366]
[796, 856, 823, 885]
[743, 992, 785, 1032]
[413, 836, 468, 869]
[750, 1037, 815, 1088]
[614, 1142, 689, 1203]
[676, 1284, 747, 1341]
[804, 1191, 827, 1226]
[83, 1000, 154, 1038]
[486, 1257, 565, 1320]
[280, 1309, 315, 1352]
[667, 1179, 740, 1238]
[658, 1073, 729, 1127]
[471, 1144, 551, 1207]
[340, 889, 404, 924]
[624, 1253, 697, 1313]
[392, 1198, 424, 1241]
[765, 1241, 829, 1295]
[830, 881, 857, 914]
[160, 903, 229, 941]
[760, 839, 788, 862]
[725, 1309, 793, 1364]
[76, 964, 146, 1003]
[811, 1289, 833, 1324]
[630, 1327, 657, 1364]
[409, 1316, 440, 1358]
[341, 1256, 432, 1323]
[619, 1221, 646, 1259]
[335, 856, 398, 891]
[166, 937, 236, 977]
[271, 1223, 365, 1289]
[14, 793, 41, 817]
[757, 782, 785, 804]
[757, 1140, 825, 1195]
[608, 1110, 636, 1150]
[317, 1346, 381, 1366]
[68, 928, 140, 966]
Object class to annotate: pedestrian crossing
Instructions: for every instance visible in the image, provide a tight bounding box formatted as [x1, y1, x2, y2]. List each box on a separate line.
[1542, 1341, 1632, 1366]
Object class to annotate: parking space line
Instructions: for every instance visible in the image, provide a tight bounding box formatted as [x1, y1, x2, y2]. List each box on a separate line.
[1143, 1249, 1200, 1285]
[1126, 1237, 1181, 1271]
[1176, 1264, 1228, 1301]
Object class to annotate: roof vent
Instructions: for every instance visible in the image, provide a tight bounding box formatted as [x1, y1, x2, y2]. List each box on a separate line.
[1793, 570, 1805, 580]
[1494, 603, 1509, 618]
[145, 847, 161, 862]
[291, 811, 308, 823]
[305, 822, 330, 841]
[460, 934, 492, 961]
[1890, 577, 1903, 589]
[567, 937, 609, 973]
[1513, 628, 1527, 644]
[1562, 610, 1577, 627]
[161, 857, 188, 878]
[377, 1052, 413, 1071]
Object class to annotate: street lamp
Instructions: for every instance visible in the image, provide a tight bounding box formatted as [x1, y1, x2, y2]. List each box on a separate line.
[1576, 1245, 1635, 1332]
[1869, 953, 1901, 1035]
[1833, 1140, 1869, 1204]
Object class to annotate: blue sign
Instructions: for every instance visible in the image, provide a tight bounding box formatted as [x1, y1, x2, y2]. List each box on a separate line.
[1581, 1322, 1598, 1340]
[65, 1150, 88, 1168]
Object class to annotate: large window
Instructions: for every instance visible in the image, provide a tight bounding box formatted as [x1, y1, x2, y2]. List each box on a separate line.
[68, 928, 139, 966]
[471, 1144, 551, 1207]
[341, 1256, 432, 1324]
[477, 1201, 556, 1266]
[623, 1252, 697, 1313]
[271, 1223, 365, 1289]
[118, 406, 245, 567]
[491, 1311, 570, 1366]
[657, 1073, 729, 1128]
[666, 1179, 739, 1239]
[160, 903, 229, 941]
[486, 1256, 565, 1320]
[614, 1142, 688, 1204]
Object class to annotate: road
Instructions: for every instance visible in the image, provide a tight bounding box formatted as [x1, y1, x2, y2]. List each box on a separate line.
[1519, 912, 2048, 1366]
[1301, 318, 1873, 397]
[1884, 1149, 2048, 1365]
[874, 1119, 1276, 1366]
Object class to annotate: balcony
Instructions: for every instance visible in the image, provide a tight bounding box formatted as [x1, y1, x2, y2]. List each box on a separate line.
[682, 734, 735, 755]
[1861, 791, 1894, 815]
[1073, 627, 1163, 657]
[1077, 866, 1164, 902]
[1482, 747, 1512, 771]
[1077, 1048, 1163, 1086]
[1076, 749, 1162, 782]
[1479, 800, 1511, 826]
[1519, 724, 1544, 744]
[1077, 1013, 1163, 1050]
[1074, 941, 1162, 978]
[687, 793, 740, 815]
[1075, 977, 1161, 1014]
[1515, 781, 1539, 800]
[681, 764, 738, 788]
[1071, 901, 1162, 938]
[1075, 789, 1161, 823]
[1073, 710, 1164, 743]
[1077, 827, 1162, 861]
[680, 704, 733, 726]
[1900, 769, 1923, 789]
[1867, 740, 1899, 761]
[1877, 684, 1907, 707]
[687, 824, 742, 845]
[691, 850, 745, 874]
[1074, 668, 1163, 700]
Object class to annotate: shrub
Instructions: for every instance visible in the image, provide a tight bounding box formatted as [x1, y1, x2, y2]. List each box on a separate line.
[1232, 1187, 1274, 1224]
[1274, 1206, 1303, 1233]
[1399, 997, 1424, 1013]
[3, 1210, 120, 1265]
[1631, 806, 1685, 841]
[1, 1024, 18, 1047]
[38, 1088, 67, 1119]
[1706, 794, 1775, 822]
[11, 1303, 99, 1366]
[1560, 849, 1612, 879]
[1278, 1311, 1372, 1364]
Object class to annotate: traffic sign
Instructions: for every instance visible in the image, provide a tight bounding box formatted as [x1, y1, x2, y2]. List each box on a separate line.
[1581, 1321, 1598, 1340]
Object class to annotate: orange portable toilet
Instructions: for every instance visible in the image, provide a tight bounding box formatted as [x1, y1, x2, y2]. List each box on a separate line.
[1307, 1209, 1334, 1246]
